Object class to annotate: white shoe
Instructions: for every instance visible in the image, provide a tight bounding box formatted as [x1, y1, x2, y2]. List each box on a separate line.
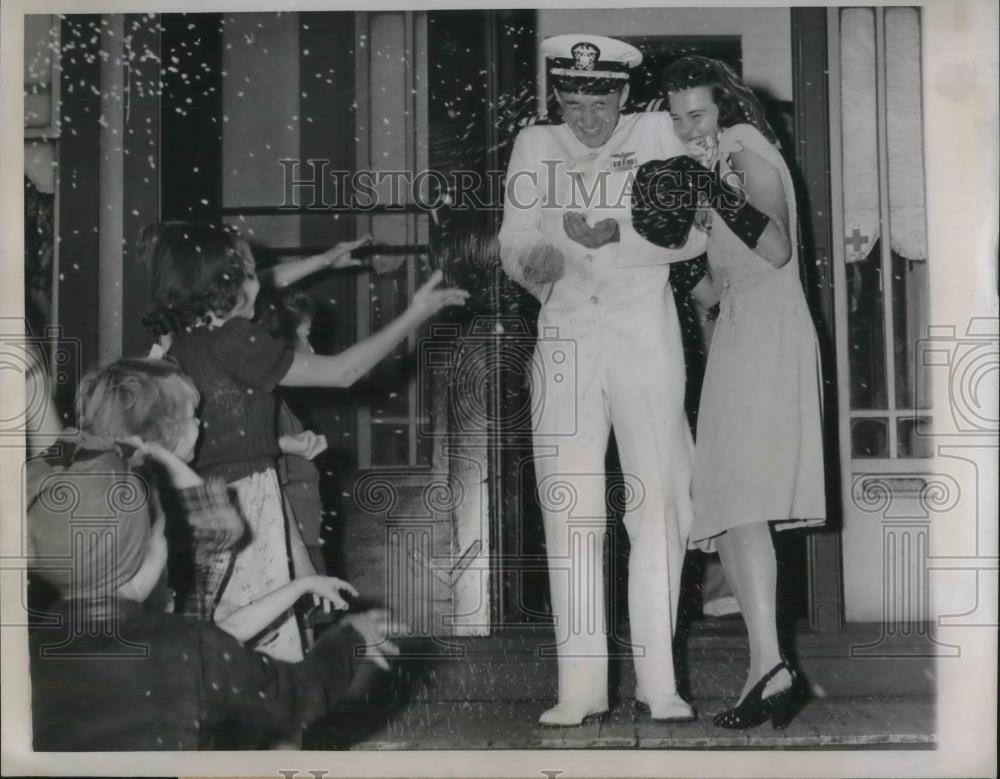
[634, 695, 696, 722]
[538, 700, 609, 727]
[703, 595, 741, 617]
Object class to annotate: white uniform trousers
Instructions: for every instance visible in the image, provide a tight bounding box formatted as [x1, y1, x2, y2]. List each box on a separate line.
[531, 292, 694, 709]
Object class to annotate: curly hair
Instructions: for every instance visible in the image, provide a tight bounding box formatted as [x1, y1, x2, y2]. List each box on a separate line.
[140, 222, 255, 336]
[76, 357, 199, 451]
[254, 287, 315, 345]
[662, 56, 777, 145]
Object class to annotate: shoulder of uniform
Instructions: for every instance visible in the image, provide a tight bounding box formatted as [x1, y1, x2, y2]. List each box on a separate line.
[638, 98, 668, 113]
[513, 120, 559, 146]
[517, 114, 556, 129]
[620, 99, 668, 116]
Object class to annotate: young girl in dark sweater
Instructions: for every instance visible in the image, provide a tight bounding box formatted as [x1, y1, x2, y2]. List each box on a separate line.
[142, 222, 467, 661]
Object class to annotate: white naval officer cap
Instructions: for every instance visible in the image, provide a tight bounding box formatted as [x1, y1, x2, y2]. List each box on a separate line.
[542, 34, 643, 93]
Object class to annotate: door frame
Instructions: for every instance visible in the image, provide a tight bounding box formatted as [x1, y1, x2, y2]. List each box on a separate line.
[826, 6, 938, 630]
[791, 7, 846, 632]
[483, 9, 848, 633]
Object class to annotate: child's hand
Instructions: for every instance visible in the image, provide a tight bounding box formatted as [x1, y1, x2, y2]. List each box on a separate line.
[301, 575, 359, 611]
[319, 234, 372, 269]
[119, 436, 203, 489]
[343, 608, 402, 670]
[408, 270, 469, 318]
[278, 430, 328, 460]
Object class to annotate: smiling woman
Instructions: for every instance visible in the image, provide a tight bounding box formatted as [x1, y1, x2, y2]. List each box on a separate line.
[631, 54, 827, 730]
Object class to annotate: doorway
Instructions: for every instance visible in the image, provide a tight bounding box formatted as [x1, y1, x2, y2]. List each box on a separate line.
[490, 21, 834, 631]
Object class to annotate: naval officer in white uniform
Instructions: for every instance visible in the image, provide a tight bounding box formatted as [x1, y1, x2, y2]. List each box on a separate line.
[499, 35, 706, 726]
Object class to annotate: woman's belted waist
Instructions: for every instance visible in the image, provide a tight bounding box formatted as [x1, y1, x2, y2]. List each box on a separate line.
[716, 266, 782, 297]
[716, 266, 789, 324]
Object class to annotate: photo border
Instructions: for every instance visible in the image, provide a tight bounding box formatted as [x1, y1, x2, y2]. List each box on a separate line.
[2, 0, 996, 776]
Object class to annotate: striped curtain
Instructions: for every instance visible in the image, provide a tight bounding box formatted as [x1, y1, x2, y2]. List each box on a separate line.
[840, 8, 879, 264]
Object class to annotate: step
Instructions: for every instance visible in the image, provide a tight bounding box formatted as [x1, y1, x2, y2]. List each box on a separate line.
[355, 621, 936, 704]
[305, 696, 936, 751]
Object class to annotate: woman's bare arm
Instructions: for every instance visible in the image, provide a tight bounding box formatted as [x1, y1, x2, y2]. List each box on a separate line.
[280, 270, 468, 388]
[216, 575, 358, 642]
[260, 236, 370, 289]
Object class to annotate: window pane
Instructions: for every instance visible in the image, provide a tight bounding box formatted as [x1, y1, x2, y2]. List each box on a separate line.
[362, 256, 436, 468]
[371, 423, 410, 467]
[847, 244, 889, 409]
[884, 8, 931, 411]
[415, 427, 434, 467]
[840, 8, 888, 410]
[367, 371, 411, 419]
[416, 327, 438, 468]
[851, 417, 889, 458]
[369, 265, 410, 330]
[24, 15, 56, 129]
[898, 416, 933, 458]
[368, 268, 413, 417]
[891, 251, 932, 409]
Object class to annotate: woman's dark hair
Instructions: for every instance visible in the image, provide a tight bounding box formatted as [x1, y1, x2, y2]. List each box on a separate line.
[285, 291, 315, 324]
[662, 56, 777, 145]
[254, 286, 315, 345]
[140, 222, 254, 336]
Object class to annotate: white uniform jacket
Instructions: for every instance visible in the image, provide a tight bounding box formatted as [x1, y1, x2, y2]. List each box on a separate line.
[498, 112, 706, 312]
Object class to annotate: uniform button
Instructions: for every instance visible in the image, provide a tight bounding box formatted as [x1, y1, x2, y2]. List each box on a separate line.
[590, 295, 599, 304]
[585, 253, 594, 262]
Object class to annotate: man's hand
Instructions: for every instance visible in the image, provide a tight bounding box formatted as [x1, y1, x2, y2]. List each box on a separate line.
[563, 212, 620, 249]
[343, 609, 402, 670]
[279, 430, 328, 460]
[591, 218, 621, 246]
[520, 243, 566, 285]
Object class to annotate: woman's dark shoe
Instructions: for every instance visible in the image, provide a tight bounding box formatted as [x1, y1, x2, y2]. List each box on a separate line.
[712, 661, 802, 730]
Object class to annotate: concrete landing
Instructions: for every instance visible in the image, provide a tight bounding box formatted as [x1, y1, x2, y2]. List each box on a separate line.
[304, 622, 937, 750]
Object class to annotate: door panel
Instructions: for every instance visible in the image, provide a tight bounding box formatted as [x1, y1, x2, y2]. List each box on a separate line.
[828, 7, 938, 632]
